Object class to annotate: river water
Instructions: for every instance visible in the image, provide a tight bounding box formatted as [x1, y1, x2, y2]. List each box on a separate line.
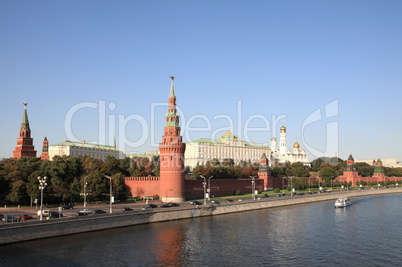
[1, 194, 402, 266]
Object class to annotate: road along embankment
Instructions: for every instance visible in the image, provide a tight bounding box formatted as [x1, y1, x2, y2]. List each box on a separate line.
[1, 188, 401, 245]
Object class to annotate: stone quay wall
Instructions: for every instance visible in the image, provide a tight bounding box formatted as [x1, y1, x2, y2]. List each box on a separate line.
[1, 188, 402, 245]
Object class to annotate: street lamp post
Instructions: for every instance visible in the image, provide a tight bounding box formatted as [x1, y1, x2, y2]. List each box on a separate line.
[308, 177, 311, 193]
[83, 176, 88, 207]
[250, 176, 256, 200]
[318, 178, 321, 194]
[105, 176, 113, 213]
[290, 176, 293, 194]
[146, 175, 150, 205]
[200, 175, 207, 205]
[38, 176, 47, 221]
[207, 176, 213, 200]
[341, 177, 344, 192]
[281, 177, 285, 195]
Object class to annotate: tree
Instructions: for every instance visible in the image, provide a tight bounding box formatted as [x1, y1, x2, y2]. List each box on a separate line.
[210, 158, 221, 167]
[319, 167, 336, 181]
[222, 158, 234, 167]
[87, 170, 108, 201]
[26, 170, 41, 203]
[113, 173, 128, 202]
[355, 163, 374, 177]
[6, 180, 26, 204]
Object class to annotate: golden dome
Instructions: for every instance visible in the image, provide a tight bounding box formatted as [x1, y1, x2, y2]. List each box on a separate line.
[280, 125, 286, 133]
[293, 141, 300, 149]
[225, 130, 232, 135]
[271, 137, 276, 141]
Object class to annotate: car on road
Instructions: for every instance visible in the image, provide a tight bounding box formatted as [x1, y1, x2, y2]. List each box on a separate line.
[142, 206, 152, 211]
[122, 207, 133, 211]
[171, 203, 180, 206]
[76, 212, 88, 216]
[160, 202, 177, 208]
[190, 200, 202, 205]
[49, 211, 63, 217]
[2, 216, 19, 223]
[16, 214, 33, 221]
[225, 199, 234, 202]
[94, 210, 106, 214]
[37, 210, 53, 217]
[211, 200, 220, 204]
[149, 204, 157, 208]
[62, 204, 74, 209]
[79, 209, 93, 214]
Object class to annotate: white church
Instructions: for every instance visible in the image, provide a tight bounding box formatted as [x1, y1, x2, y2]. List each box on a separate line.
[270, 125, 310, 166]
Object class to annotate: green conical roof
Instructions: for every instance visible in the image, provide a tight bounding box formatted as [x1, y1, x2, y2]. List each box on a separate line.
[20, 102, 31, 132]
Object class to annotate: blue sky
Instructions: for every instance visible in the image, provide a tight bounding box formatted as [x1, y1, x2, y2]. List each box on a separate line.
[1, 1, 401, 162]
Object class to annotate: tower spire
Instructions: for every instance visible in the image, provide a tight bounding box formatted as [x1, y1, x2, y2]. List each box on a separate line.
[13, 102, 37, 158]
[169, 76, 175, 98]
[20, 102, 31, 132]
[165, 76, 180, 128]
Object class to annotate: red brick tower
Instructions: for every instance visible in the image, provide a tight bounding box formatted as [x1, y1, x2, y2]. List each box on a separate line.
[372, 159, 386, 182]
[258, 153, 272, 190]
[13, 103, 37, 158]
[159, 76, 186, 202]
[40, 136, 49, 161]
[339, 154, 362, 186]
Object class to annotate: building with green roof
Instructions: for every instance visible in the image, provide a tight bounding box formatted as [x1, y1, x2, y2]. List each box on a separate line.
[185, 130, 270, 168]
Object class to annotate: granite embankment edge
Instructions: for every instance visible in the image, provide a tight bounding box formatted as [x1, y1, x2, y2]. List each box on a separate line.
[1, 188, 401, 245]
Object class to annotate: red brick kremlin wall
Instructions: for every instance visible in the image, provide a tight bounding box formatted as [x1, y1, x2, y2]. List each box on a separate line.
[125, 177, 265, 200]
[125, 176, 160, 198]
[184, 179, 264, 200]
[125, 175, 402, 201]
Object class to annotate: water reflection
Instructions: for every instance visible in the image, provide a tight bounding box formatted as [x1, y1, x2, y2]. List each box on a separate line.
[154, 225, 186, 266]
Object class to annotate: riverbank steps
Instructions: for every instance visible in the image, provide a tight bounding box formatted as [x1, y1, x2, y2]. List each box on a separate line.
[1, 188, 401, 245]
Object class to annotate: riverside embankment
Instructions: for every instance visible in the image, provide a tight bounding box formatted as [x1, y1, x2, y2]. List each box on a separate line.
[1, 188, 401, 245]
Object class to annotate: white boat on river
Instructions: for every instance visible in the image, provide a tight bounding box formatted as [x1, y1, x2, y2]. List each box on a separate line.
[334, 197, 352, 208]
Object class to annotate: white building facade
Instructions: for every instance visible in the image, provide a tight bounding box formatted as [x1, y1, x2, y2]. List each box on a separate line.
[185, 130, 271, 168]
[49, 141, 123, 161]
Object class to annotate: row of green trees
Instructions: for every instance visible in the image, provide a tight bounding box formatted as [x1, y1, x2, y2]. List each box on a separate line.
[2, 155, 402, 205]
[0, 155, 160, 206]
